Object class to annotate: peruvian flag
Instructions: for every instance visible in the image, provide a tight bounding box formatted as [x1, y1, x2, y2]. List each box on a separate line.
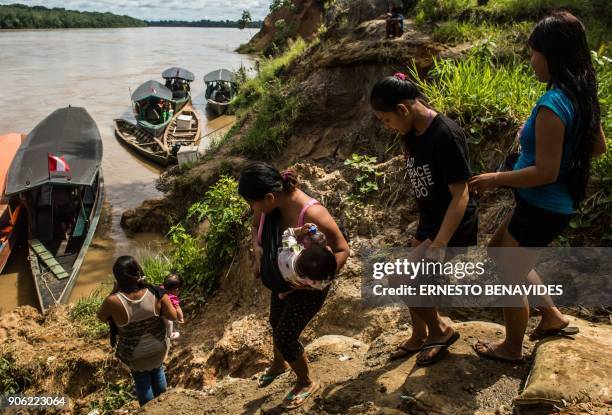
[48, 153, 70, 174]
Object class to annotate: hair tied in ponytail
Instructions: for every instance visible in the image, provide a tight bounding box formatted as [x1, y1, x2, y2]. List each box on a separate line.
[393, 72, 406, 81]
[281, 169, 293, 182]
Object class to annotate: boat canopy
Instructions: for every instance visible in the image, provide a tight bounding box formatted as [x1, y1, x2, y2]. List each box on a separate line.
[131, 80, 173, 102]
[204, 69, 236, 83]
[0, 133, 23, 202]
[162, 67, 195, 82]
[5, 107, 102, 195]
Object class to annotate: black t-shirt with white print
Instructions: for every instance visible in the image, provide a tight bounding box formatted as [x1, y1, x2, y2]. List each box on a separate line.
[404, 114, 477, 244]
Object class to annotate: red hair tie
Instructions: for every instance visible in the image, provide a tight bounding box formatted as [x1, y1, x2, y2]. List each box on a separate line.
[393, 72, 406, 81]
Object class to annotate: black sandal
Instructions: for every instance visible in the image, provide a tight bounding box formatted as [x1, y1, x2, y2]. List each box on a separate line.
[416, 331, 460, 366]
[529, 326, 579, 341]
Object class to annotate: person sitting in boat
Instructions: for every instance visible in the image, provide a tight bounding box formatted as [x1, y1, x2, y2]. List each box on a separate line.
[52, 186, 77, 239]
[144, 99, 164, 124]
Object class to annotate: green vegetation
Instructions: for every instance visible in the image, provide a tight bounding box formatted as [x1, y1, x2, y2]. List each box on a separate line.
[410, 51, 543, 144]
[89, 379, 136, 414]
[166, 176, 249, 303]
[232, 38, 307, 158]
[344, 153, 384, 199]
[70, 290, 108, 339]
[0, 351, 20, 394]
[415, 0, 473, 23]
[270, 0, 294, 13]
[414, 0, 610, 50]
[0, 4, 146, 29]
[238, 10, 253, 30]
[141, 253, 174, 286]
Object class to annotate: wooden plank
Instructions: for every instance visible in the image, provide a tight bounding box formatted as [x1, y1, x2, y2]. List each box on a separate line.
[28, 239, 70, 279]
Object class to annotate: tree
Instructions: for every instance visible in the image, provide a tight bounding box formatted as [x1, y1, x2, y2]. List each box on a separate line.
[238, 10, 252, 37]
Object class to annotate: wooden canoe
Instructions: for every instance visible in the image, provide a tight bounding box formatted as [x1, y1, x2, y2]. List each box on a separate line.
[163, 103, 202, 158]
[114, 119, 171, 166]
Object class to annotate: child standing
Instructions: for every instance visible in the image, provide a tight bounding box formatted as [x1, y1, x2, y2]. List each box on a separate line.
[160, 274, 184, 339]
[370, 73, 478, 365]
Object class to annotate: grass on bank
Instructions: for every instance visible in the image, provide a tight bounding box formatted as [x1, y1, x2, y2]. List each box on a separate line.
[415, 0, 610, 50]
[229, 38, 307, 158]
[166, 176, 249, 303]
[88, 379, 136, 414]
[0, 350, 20, 394]
[70, 290, 108, 339]
[410, 50, 543, 144]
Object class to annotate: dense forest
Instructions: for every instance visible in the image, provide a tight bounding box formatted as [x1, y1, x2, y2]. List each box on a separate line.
[0, 3, 146, 29]
[148, 19, 262, 28]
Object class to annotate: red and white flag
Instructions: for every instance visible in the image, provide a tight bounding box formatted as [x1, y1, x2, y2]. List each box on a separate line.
[48, 154, 70, 174]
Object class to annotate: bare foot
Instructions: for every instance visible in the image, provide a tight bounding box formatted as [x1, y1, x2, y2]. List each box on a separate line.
[473, 340, 523, 362]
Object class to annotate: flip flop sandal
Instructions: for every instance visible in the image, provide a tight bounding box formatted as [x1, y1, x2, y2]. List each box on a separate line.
[258, 368, 286, 388]
[416, 331, 460, 366]
[389, 344, 422, 361]
[472, 341, 524, 363]
[529, 326, 579, 341]
[282, 382, 321, 410]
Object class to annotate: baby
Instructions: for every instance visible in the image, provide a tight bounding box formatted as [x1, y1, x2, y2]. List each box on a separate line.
[277, 223, 337, 299]
[160, 273, 184, 339]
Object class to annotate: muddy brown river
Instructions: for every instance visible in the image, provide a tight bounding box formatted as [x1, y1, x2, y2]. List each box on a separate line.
[0, 27, 254, 313]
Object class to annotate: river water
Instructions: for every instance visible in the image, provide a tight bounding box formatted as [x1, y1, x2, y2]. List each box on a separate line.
[0, 27, 254, 313]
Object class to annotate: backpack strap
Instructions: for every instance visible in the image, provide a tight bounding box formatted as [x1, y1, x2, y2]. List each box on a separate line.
[257, 212, 266, 246]
[297, 199, 320, 227]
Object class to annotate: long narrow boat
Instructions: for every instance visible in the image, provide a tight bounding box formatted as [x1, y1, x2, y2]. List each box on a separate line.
[114, 119, 170, 166]
[132, 80, 174, 137]
[204, 69, 238, 116]
[162, 103, 202, 161]
[5, 107, 104, 313]
[162, 67, 195, 112]
[0, 133, 25, 273]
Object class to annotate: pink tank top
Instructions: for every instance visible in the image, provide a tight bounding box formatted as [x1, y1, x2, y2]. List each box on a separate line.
[257, 198, 320, 246]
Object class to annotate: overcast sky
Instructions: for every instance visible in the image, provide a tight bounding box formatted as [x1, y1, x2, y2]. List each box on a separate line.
[0, 0, 270, 21]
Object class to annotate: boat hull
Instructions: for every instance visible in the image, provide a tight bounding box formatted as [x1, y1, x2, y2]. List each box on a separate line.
[163, 103, 202, 159]
[0, 204, 23, 274]
[136, 118, 171, 137]
[114, 119, 172, 166]
[206, 99, 229, 116]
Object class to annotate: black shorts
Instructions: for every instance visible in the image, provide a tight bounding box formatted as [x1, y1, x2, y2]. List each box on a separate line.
[507, 192, 573, 247]
[416, 206, 478, 248]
